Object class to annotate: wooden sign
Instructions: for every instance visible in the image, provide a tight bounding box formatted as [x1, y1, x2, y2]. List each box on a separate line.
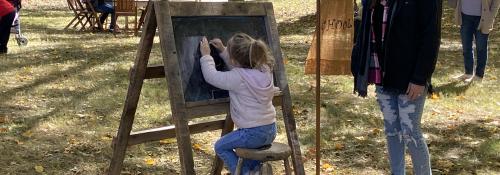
[305, 0, 354, 75]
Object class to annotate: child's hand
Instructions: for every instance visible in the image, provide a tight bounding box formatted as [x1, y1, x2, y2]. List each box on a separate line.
[209, 38, 225, 53]
[200, 37, 211, 56]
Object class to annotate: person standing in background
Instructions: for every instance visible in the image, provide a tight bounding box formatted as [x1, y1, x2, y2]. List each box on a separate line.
[0, 0, 15, 54]
[451, 0, 500, 83]
[352, 0, 440, 174]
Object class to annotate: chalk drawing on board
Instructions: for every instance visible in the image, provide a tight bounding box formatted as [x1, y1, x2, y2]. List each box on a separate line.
[177, 36, 229, 102]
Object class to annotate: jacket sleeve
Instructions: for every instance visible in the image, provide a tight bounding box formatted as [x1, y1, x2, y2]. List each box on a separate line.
[411, 0, 440, 86]
[200, 55, 242, 91]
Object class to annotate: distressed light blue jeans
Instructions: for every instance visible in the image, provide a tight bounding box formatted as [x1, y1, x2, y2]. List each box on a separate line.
[376, 86, 431, 175]
[214, 123, 276, 174]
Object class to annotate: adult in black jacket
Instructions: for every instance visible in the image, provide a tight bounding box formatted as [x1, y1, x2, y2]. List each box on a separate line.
[351, 0, 440, 174]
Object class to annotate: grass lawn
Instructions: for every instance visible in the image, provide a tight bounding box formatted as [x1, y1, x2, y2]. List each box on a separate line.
[0, 0, 499, 174]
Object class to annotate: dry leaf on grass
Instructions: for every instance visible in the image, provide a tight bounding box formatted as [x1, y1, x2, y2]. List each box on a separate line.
[192, 143, 202, 151]
[22, 130, 33, 137]
[35, 165, 44, 173]
[0, 128, 9, 133]
[144, 157, 155, 166]
[430, 93, 439, 100]
[334, 143, 345, 150]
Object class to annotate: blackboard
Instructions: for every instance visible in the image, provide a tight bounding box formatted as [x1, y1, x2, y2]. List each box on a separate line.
[172, 16, 268, 102]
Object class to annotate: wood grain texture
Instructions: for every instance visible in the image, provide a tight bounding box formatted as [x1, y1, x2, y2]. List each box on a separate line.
[108, 3, 157, 175]
[154, 1, 195, 174]
[144, 65, 166, 79]
[127, 119, 226, 146]
[169, 2, 268, 16]
[264, 3, 306, 175]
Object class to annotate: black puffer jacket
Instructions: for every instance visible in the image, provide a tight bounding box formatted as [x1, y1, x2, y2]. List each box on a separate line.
[352, 0, 441, 96]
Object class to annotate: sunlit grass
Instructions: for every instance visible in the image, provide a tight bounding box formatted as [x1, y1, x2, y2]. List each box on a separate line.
[0, 0, 498, 174]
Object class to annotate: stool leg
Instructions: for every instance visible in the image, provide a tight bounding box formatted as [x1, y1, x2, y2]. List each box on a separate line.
[235, 158, 244, 175]
[284, 158, 292, 175]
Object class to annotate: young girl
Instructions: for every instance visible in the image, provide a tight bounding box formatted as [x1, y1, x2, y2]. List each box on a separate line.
[199, 33, 277, 174]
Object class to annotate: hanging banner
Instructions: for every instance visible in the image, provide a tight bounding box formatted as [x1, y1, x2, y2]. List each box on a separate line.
[305, 0, 354, 75]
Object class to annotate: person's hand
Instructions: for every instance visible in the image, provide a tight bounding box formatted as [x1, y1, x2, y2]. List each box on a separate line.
[200, 37, 211, 56]
[406, 83, 425, 101]
[209, 38, 225, 53]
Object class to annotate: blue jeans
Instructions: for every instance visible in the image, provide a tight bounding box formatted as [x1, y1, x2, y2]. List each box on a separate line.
[376, 87, 431, 175]
[215, 123, 276, 174]
[460, 13, 489, 78]
[95, 2, 116, 29]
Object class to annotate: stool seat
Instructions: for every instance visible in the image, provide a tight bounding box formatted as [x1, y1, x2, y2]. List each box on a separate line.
[235, 142, 291, 162]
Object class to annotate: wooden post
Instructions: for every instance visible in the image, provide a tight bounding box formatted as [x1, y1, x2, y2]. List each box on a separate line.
[264, 3, 306, 175]
[108, 3, 157, 175]
[154, 2, 195, 175]
[315, 0, 321, 174]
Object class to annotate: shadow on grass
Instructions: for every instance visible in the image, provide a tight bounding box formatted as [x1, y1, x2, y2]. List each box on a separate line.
[434, 81, 471, 96]
[278, 14, 315, 36]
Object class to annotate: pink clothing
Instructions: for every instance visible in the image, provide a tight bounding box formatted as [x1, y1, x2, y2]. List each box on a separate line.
[200, 49, 277, 128]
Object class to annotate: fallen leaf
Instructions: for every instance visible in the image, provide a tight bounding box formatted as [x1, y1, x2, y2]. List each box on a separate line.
[15, 140, 24, 145]
[372, 128, 382, 135]
[321, 163, 333, 169]
[430, 93, 439, 100]
[0, 116, 5, 124]
[0, 128, 8, 133]
[192, 143, 202, 151]
[35, 165, 44, 173]
[100, 136, 112, 141]
[144, 157, 155, 166]
[334, 143, 344, 150]
[22, 130, 33, 137]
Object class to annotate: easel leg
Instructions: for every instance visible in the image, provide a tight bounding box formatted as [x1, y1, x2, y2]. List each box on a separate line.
[281, 89, 305, 175]
[107, 5, 157, 175]
[211, 114, 234, 175]
[154, 1, 196, 174]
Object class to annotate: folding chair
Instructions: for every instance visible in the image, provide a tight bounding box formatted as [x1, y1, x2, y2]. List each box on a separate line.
[81, 0, 105, 31]
[65, 0, 91, 31]
[136, 1, 149, 35]
[113, 0, 138, 36]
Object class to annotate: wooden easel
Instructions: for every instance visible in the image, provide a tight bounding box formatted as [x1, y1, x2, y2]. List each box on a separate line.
[108, 1, 305, 175]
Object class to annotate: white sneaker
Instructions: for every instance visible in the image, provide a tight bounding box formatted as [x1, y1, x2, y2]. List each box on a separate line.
[454, 74, 474, 82]
[472, 76, 483, 83]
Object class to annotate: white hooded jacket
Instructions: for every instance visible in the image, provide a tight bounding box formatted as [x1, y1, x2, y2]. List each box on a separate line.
[200, 49, 277, 128]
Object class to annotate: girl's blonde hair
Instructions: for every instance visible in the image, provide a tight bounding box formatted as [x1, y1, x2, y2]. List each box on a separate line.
[227, 33, 275, 70]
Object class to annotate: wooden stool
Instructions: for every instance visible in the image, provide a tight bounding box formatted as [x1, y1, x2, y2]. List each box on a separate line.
[234, 142, 292, 175]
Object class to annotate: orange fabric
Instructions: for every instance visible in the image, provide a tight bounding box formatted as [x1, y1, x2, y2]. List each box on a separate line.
[305, 0, 354, 75]
[0, 0, 14, 17]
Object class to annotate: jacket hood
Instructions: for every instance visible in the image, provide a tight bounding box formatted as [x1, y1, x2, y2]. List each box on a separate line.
[235, 67, 276, 103]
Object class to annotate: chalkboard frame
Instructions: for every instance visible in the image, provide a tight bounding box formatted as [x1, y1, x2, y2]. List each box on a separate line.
[156, 2, 305, 174]
[108, 2, 305, 175]
[164, 2, 284, 118]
